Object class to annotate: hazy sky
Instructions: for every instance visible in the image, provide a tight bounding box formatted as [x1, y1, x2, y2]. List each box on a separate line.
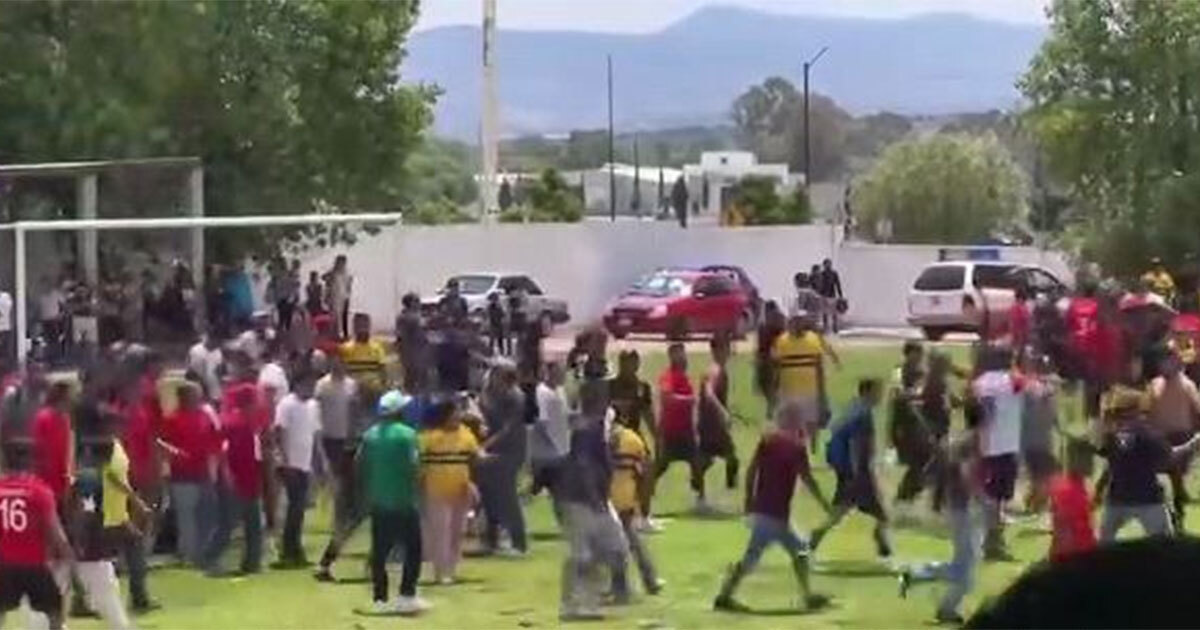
[416, 0, 1048, 33]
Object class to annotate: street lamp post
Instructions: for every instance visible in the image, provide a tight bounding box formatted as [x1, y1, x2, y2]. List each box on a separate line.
[802, 46, 828, 188]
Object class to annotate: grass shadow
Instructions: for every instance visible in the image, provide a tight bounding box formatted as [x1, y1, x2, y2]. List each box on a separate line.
[529, 531, 563, 542]
[653, 508, 739, 521]
[1013, 527, 1050, 540]
[813, 559, 895, 578]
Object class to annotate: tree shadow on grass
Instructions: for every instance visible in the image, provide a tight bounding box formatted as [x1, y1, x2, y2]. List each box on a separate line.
[813, 559, 895, 578]
[652, 508, 739, 521]
[530, 531, 562, 542]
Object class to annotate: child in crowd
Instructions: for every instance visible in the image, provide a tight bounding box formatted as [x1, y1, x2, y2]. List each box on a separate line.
[419, 397, 487, 584]
[713, 400, 831, 613]
[810, 378, 891, 559]
[609, 416, 662, 596]
[1048, 438, 1096, 561]
[899, 431, 982, 625]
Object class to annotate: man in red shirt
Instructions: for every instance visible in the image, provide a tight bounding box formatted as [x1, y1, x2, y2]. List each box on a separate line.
[162, 383, 219, 566]
[1049, 439, 1097, 562]
[651, 344, 704, 510]
[713, 415, 829, 613]
[203, 386, 266, 576]
[31, 381, 73, 507]
[0, 440, 74, 630]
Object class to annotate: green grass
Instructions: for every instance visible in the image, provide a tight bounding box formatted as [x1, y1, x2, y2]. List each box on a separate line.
[76, 343, 1121, 629]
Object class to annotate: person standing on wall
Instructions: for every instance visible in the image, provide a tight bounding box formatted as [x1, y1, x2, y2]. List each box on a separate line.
[0, 287, 12, 373]
[816, 258, 844, 335]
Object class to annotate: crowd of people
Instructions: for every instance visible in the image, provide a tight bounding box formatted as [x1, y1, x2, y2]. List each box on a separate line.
[0, 252, 1198, 627]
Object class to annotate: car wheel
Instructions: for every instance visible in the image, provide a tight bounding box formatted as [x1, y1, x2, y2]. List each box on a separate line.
[922, 326, 948, 341]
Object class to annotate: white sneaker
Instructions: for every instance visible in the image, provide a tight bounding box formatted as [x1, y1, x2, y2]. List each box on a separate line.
[371, 600, 392, 615]
[637, 517, 664, 534]
[394, 595, 432, 615]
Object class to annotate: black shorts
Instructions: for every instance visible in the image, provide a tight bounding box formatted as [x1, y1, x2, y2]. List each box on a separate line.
[0, 565, 61, 615]
[697, 422, 735, 458]
[982, 454, 1019, 502]
[658, 436, 696, 465]
[833, 472, 887, 521]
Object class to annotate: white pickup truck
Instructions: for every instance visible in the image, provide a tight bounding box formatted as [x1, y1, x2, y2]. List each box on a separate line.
[423, 272, 571, 328]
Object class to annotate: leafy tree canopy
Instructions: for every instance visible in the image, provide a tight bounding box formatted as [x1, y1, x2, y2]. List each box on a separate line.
[852, 133, 1028, 244]
[0, 0, 436, 258]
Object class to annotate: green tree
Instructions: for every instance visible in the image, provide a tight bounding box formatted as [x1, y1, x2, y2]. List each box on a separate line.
[730, 76, 850, 181]
[498, 169, 582, 223]
[1020, 0, 1200, 273]
[730, 176, 812, 225]
[853, 133, 1029, 244]
[0, 0, 435, 258]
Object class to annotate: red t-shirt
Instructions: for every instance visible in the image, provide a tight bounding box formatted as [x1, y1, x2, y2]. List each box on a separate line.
[122, 380, 163, 489]
[1049, 473, 1096, 561]
[221, 407, 266, 500]
[0, 473, 58, 567]
[162, 407, 219, 482]
[748, 431, 810, 520]
[657, 368, 695, 440]
[1066, 297, 1100, 357]
[30, 406, 71, 502]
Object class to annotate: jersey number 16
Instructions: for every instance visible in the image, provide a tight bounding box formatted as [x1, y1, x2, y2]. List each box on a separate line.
[0, 497, 29, 532]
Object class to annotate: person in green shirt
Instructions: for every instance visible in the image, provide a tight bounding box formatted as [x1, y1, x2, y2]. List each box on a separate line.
[359, 390, 429, 616]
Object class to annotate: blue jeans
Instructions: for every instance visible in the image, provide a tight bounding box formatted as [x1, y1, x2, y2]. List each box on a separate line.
[740, 514, 808, 570]
[204, 484, 264, 574]
[170, 481, 215, 566]
[911, 508, 978, 615]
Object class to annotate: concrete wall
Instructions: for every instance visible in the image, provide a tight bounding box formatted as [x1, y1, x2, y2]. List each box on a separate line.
[302, 222, 1070, 331]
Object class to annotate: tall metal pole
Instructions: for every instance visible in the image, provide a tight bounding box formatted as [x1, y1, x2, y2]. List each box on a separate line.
[802, 61, 811, 188]
[607, 54, 616, 222]
[801, 46, 828, 189]
[480, 0, 499, 220]
[632, 133, 640, 217]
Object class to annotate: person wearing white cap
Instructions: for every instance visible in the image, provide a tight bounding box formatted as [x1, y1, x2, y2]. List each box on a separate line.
[360, 388, 428, 615]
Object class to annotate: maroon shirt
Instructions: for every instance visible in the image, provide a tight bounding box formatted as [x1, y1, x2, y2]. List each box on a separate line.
[748, 431, 809, 520]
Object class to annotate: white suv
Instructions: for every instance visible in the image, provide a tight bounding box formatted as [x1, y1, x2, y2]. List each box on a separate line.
[907, 261, 1065, 341]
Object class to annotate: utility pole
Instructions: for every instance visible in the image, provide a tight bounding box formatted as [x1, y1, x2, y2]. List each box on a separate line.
[608, 54, 616, 222]
[632, 133, 641, 217]
[802, 46, 828, 188]
[479, 0, 499, 220]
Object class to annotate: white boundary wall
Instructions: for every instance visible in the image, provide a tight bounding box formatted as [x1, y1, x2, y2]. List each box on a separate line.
[303, 222, 1070, 330]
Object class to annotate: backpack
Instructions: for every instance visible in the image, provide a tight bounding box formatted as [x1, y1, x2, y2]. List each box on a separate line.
[825, 414, 865, 475]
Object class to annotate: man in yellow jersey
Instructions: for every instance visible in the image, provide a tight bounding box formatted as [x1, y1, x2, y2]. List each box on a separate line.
[609, 420, 662, 596]
[340, 313, 387, 404]
[770, 307, 840, 446]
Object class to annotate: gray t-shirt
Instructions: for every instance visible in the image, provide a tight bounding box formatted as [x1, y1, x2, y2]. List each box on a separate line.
[315, 374, 358, 440]
[1021, 381, 1056, 454]
[482, 387, 527, 463]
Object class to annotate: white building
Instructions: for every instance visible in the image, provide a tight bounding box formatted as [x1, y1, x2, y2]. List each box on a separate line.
[570, 164, 684, 218]
[682, 151, 802, 218]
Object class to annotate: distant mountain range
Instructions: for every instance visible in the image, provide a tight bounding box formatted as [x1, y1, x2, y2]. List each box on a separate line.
[403, 6, 1046, 140]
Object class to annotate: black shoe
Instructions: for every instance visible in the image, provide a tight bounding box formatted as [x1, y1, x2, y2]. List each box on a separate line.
[645, 579, 665, 596]
[898, 570, 912, 599]
[805, 593, 831, 611]
[131, 600, 162, 615]
[713, 595, 750, 613]
[312, 567, 336, 583]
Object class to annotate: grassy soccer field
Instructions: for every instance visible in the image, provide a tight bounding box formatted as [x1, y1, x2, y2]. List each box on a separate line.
[74, 342, 1108, 629]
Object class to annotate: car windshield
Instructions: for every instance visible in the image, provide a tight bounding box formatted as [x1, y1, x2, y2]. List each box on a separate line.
[446, 275, 496, 295]
[914, 265, 966, 291]
[628, 273, 692, 297]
